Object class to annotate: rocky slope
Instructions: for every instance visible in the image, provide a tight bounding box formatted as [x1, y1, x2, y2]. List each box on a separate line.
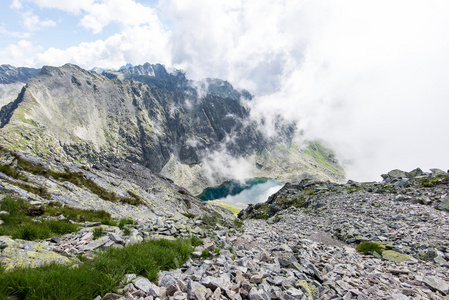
[0, 63, 343, 194]
[0, 147, 233, 221]
[3, 168, 447, 299]
[95, 168, 448, 299]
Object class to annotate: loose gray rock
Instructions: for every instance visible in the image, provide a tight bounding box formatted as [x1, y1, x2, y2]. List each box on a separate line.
[422, 276, 449, 295]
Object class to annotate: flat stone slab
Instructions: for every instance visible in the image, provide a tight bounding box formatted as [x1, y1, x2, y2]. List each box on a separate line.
[422, 276, 449, 295]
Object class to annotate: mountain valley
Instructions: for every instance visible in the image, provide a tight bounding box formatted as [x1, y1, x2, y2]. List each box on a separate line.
[0, 63, 448, 300]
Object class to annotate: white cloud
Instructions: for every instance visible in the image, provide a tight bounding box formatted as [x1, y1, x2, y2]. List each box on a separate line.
[33, 25, 171, 69]
[5, 0, 449, 181]
[0, 26, 30, 38]
[79, 0, 159, 34]
[10, 0, 23, 9]
[167, 0, 301, 93]
[27, 0, 93, 14]
[28, 0, 158, 33]
[22, 11, 56, 31]
[202, 150, 255, 186]
[243, 1, 449, 180]
[0, 40, 43, 66]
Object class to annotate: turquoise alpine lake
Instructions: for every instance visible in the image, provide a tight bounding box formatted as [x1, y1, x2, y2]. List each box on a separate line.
[197, 178, 284, 209]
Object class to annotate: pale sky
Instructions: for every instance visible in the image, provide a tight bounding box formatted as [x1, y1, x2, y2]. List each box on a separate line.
[1, 0, 449, 181]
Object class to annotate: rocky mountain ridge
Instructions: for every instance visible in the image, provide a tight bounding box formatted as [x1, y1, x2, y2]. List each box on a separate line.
[0, 63, 344, 194]
[0, 65, 40, 84]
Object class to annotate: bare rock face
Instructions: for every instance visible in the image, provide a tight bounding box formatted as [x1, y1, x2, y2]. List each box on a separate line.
[0, 63, 344, 193]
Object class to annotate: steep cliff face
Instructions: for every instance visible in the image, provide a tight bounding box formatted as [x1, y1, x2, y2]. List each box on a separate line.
[0, 63, 344, 194]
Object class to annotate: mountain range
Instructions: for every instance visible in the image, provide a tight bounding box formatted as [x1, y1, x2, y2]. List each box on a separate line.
[0, 62, 344, 221]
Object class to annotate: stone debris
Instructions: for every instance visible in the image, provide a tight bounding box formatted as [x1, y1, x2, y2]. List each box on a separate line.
[92, 203, 448, 300]
[1, 168, 449, 299]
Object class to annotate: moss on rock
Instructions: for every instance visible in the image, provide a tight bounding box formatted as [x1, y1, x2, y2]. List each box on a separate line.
[382, 250, 416, 263]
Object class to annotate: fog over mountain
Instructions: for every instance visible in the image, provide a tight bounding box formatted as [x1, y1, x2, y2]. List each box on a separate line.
[2, 1, 449, 180]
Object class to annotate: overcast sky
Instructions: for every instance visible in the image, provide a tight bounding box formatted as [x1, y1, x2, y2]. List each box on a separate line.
[1, 0, 449, 181]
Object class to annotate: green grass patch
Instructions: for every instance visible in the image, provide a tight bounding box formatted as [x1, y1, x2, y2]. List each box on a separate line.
[200, 249, 211, 258]
[233, 219, 244, 229]
[0, 164, 27, 181]
[417, 174, 449, 188]
[118, 218, 134, 229]
[92, 228, 105, 240]
[0, 195, 124, 241]
[290, 195, 310, 208]
[254, 214, 269, 220]
[356, 241, 385, 255]
[0, 196, 79, 240]
[6, 180, 51, 199]
[123, 190, 144, 205]
[44, 203, 113, 224]
[304, 141, 342, 175]
[190, 236, 203, 247]
[206, 200, 241, 215]
[0, 238, 195, 300]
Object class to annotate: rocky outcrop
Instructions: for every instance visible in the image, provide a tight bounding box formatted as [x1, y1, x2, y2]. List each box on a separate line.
[0, 63, 344, 193]
[0, 236, 72, 271]
[103, 63, 252, 101]
[239, 167, 449, 219]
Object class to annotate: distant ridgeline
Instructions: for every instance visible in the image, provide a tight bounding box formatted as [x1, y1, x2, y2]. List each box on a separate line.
[0, 63, 344, 194]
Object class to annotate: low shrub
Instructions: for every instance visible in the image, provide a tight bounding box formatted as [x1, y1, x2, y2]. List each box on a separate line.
[356, 241, 385, 255]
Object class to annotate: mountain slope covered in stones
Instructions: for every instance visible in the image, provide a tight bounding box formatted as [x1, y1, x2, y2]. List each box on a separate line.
[2, 167, 448, 299]
[0, 147, 234, 221]
[0, 63, 344, 194]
